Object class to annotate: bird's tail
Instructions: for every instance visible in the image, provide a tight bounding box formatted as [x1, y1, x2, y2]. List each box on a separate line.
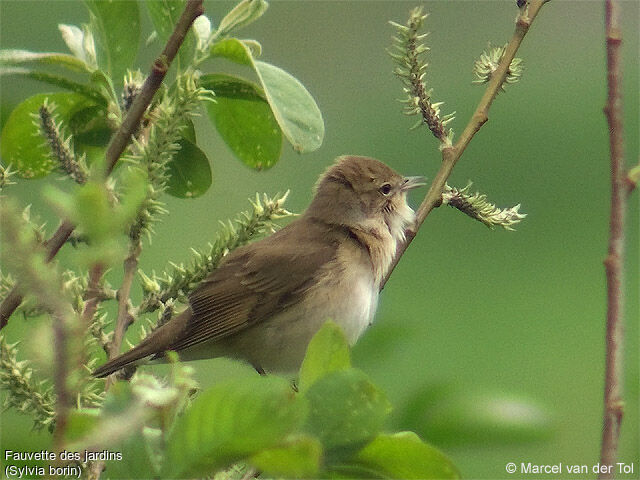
[92, 309, 191, 378]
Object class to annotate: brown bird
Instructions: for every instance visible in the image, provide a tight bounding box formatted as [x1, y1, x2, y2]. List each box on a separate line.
[93, 155, 424, 378]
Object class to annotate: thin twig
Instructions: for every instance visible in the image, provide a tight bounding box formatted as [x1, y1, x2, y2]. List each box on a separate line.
[599, 0, 627, 476]
[109, 243, 141, 362]
[52, 312, 71, 454]
[82, 264, 105, 327]
[381, 0, 550, 291]
[0, 0, 205, 330]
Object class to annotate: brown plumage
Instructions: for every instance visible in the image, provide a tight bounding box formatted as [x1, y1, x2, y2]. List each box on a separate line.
[93, 155, 424, 378]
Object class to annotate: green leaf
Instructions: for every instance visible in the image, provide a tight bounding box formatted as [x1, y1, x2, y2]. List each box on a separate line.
[208, 39, 324, 153]
[210, 37, 253, 65]
[146, 0, 194, 70]
[216, 0, 269, 37]
[164, 375, 307, 478]
[299, 321, 351, 394]
[84, 0, 140, 86]
[0, 92, 96, 178]
[344, 432, 460, 480]
[0, 69, 107, 105]
[303, 369, 391, 451]
[0, 49, 92, 73]
[166, 137, 212, 198]
[250, 434, 322, 479]
[202, 73, 282, 170]
[253, 60, 324, 153]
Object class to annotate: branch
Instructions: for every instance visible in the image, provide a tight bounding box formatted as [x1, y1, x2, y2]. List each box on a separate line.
[599, 0, 627, 476]
[82, 265, 106, 334]
[104, 0, 204, 176]
[380, 0, 549, 291]
[108, 243, 141, 364]
[0, 0, 205, 330]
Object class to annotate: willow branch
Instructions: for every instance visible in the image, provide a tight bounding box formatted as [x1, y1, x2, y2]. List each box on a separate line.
[108, 244, 141, 361]
[0, 0, 205, 330]
[52, 312, 71, 454]
[381, 0, 549, 291]
[104, 0, 204, 176]
[599, 0, 627, 476]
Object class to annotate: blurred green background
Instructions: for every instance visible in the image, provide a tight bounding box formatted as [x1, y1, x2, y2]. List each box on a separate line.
[1, 1, 638, 478]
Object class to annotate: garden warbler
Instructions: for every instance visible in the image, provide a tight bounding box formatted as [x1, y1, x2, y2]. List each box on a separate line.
[93, 155, 425, 378]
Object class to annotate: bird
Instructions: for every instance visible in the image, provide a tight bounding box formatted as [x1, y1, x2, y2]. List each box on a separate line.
[93, 155, 425, 378]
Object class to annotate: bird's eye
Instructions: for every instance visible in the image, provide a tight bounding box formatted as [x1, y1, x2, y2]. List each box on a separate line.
[380, 183, 392, 195]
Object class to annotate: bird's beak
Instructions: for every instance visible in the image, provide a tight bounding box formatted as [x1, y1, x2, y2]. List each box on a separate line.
[401, 176, 427, 191]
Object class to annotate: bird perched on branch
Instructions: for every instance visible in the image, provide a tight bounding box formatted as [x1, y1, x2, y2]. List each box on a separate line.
[93, 155, 424, 378]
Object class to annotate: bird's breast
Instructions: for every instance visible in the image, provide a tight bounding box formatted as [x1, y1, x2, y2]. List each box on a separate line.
[211, 254, 378, 374]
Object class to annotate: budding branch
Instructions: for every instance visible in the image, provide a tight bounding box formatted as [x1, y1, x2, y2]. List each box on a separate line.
[381, 0, 550, 290]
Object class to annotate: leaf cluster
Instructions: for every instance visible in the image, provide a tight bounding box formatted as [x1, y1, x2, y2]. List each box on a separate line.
[1, 0, 325, 195]
[67, 322, 459, 479]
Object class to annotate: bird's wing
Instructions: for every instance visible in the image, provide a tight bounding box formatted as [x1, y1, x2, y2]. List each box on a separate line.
[167, 219, 342, 352]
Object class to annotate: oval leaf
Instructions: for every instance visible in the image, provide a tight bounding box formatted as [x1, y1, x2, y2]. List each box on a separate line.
[253, 60, 324, 153]
[166, 137, 212, 198]
[303, 369, 391, 451]
[84, 0, 140, 85]
[1, 93, 96, 178]
[164, 375, 307, 478]
[299, 320, 351, 394]
[207, 39, 324, 153]
[203, 73, 282, 170]
[349, 432, 460, 480]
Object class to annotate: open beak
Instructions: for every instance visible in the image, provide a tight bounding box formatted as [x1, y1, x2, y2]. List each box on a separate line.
[401, 176, 427, 191]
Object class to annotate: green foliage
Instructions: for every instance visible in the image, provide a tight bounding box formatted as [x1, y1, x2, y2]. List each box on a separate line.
[69, 322, 458, 479]
[84, 0, 140, 87]
[164, 375, 308, 478]
[202, 73, 282, 170]
[0, 92, 99, 178]
[346, 432, 459, 479]
[0, 0, 324, 193]
[166, 137, 212, 198]
[0, 337, 56, 431]
[303, 368, 392, 452]
[216, 0, 269, 37]
[45, 171, 147, 267]
[0, 48, 93, 73]
[209, 38, 325, 153]
[298, 320, 351, 394]
[250, 434, 323, 478]
[0, 3, 462, 479]
[126, 72, 211, 242]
